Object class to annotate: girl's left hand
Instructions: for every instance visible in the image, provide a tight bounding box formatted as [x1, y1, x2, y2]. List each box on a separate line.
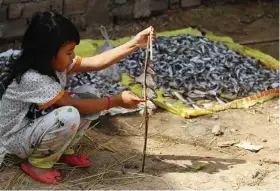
[133, 26, 156, 48]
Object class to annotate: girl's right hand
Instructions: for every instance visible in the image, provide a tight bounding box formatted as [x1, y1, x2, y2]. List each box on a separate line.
[117, 91, 145, 109]
[133, 26, 156, 48]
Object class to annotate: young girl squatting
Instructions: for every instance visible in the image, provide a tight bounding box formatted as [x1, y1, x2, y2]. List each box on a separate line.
[0, 11, 156, 184]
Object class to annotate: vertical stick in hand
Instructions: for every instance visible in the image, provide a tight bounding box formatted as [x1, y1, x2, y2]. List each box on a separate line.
[141, 32, 153, 173]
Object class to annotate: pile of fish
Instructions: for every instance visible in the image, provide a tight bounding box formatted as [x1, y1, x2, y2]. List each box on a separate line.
[68, 34, 279, 107]
[118, 34, 279, 104]
[0, 34, 279, 109]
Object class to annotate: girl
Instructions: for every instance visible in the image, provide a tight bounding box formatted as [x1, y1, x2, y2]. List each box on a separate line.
[0, 11, 156, 184]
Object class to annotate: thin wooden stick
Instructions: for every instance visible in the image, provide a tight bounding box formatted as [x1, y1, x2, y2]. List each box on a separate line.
[141, 30, 153, 173]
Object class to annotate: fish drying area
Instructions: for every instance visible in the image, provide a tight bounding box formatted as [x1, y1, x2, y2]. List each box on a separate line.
[0, 1, 279, 190]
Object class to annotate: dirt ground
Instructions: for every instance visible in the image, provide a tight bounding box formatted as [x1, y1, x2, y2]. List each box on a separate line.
[0, 1, 279, 190]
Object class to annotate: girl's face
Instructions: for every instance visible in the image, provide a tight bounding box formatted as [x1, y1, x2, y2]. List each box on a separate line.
[51, 42, 76, 72]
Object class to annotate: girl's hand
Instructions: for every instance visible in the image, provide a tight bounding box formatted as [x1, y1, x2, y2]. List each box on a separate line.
[133, 26, 156, 48]
[117, 91, 145, 109]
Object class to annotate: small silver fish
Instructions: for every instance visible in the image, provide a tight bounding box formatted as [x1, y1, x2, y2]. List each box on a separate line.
[142, 87, 157, 100]
[135, 73, 157, 89]
[172, 92, 190, 105]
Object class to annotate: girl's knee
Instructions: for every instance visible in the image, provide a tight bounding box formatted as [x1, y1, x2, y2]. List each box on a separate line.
[39, 106, 81, 140]
[56, 106, 80, 127]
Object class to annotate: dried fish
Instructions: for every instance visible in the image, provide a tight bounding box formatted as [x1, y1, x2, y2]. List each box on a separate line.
[142, 87, 157, 100]
[135, 73, 157, 89]
[117, 35, 278, 108]
[165, 99, 177, 105]
[172, 91, 190, 105]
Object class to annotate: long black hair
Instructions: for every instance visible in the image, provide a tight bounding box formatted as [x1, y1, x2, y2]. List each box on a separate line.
[11, 11, 80, 84]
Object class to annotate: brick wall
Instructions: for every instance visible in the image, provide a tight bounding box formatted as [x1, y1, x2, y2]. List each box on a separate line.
[0, 0, 261, 40]
[0, 0, 89, 39]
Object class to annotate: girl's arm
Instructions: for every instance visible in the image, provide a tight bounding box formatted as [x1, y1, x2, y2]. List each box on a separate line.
[73, 26, 156, 73]
[54, 91, 144, 114]
[78, 40, 138, 72]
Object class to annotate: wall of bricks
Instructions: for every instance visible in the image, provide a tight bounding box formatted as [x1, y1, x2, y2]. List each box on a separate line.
[0, 0, 258, 40]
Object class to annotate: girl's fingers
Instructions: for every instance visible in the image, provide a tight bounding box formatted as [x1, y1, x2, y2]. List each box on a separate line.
[141, 27, 152, 36]
[133, 96, 145, 102]
[128, 92, 145, 102]
[141, 26, 155, 36]
[151, 28, 156, 42]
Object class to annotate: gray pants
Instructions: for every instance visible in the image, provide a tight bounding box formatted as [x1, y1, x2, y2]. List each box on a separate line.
[9, 85, 100, 168]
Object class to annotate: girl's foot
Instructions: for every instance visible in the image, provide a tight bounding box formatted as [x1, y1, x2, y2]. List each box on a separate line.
[59, 154, 92, 167]
[21, 162, 62, 184]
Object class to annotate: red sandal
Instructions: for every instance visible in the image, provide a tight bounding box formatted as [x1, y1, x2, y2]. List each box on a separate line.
[59, 154, 93, 167]
[21, 163, 62, 184]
